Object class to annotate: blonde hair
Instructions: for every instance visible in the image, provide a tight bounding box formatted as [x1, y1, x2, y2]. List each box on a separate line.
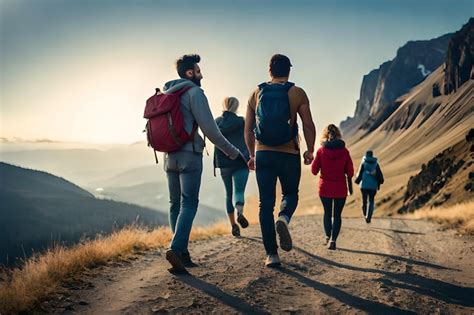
[320, 124, 342, 145]
[222, 97, 239, 113]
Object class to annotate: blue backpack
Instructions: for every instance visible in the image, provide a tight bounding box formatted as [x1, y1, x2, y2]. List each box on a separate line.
[254, 82, 298, 146]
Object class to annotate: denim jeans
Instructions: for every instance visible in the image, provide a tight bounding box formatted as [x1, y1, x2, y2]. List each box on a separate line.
[320, 197, 346, 241]
[361, 189, 377, 220]
[220, 167, 250, 214]
[165, 151, 203, 255]
[255, 151, 301, 255]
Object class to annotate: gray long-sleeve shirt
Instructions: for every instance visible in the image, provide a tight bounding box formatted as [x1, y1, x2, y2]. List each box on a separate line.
[163, 79, 240, 159]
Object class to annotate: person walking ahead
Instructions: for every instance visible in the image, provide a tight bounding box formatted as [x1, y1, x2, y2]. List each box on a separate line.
[355, 150, 384, 223]
[214, 97, 250, 237]
[311, 124, 354, 250]
[162, 54, 241, 273]
[245, 54, 316, 267]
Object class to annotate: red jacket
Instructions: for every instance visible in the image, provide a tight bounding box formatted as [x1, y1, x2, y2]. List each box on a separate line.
[311, 139, 354, 198]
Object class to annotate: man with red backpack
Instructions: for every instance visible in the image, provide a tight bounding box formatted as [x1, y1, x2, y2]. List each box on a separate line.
[152, 54, 242, 273]
[245, 54, 316, 267]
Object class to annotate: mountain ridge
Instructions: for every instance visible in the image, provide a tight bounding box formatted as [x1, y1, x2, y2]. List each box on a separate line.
[0, 162, 167, 266]
[340, 33, 452, 135]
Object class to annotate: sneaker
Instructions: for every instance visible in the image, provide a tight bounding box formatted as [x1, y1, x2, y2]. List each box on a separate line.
[165, 249, 187, 273]
[237, 214, 249, 228]
[231, 224, 241, 237]
[365, 217, 371, 224]
[328, 241, 336, 250]
[276, 216, 292, 252]
[265, 254, 281, 268]
[325, 236, 330, 245]
[181, 252, 198, 268]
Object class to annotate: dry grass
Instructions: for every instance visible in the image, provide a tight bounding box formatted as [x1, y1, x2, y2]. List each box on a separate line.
[243, 195, 262, 225]
[0, 222, 228, 314]
[405, 200, 474, 234]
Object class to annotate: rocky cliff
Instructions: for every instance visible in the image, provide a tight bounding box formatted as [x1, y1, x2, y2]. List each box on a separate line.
[444, 18, 474, 94]
[341, 33, 452, 135]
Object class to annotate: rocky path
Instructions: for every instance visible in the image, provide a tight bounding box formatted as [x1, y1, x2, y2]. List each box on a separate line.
[43, 215, 474, 314]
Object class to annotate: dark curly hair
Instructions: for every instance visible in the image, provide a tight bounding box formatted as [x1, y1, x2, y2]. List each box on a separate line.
[176, 54, 201, 78]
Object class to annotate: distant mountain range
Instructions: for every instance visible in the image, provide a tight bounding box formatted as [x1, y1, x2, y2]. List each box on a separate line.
[0, 143, 154, 186]
[0, 141, 258, 225]
[0, 162, 167, 266]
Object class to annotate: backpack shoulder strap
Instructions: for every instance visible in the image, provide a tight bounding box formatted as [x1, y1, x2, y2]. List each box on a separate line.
[284, 81, 295, 91]
[258, 82, 268, 90]
[173, 86, 193, 96]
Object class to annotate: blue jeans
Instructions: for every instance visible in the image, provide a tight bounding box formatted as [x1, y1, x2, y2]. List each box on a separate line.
[165, 151, 203, 255]
[220, 167, 250, 214]
[255, 151, 301, 255]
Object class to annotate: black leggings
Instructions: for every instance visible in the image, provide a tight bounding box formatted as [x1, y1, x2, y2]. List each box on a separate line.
[320, 197, 346, 241]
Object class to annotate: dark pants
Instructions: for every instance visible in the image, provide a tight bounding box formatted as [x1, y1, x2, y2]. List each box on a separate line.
[256, 151, 301, 255]
[320, 197, 346, 241]
[361, 189, 377, 220]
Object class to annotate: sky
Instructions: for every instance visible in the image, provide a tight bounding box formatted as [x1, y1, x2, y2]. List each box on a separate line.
[1, 0, 472, 144]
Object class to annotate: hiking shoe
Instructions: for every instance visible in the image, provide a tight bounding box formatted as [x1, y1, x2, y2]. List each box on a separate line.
[365, 218, 371, 224]
[181, 252, 198, 268]
[237, 214, 249, 228]
[265, 254, 281, 268]
[328, 241, 336, 250]
[165, 249, 187, 273]
[231, 224, 241, 237]
[276, 216, 292, 252]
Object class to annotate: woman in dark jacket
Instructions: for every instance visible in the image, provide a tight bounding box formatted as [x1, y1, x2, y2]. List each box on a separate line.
[311, 124, 354, 250]
[355, 150, 384, 223]
[214, 97, 250, 237]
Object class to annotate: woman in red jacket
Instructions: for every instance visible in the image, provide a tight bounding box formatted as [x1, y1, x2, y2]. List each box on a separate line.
[311, 124, 354, 250]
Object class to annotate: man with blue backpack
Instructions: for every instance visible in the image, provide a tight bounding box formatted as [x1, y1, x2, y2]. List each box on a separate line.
[245, 54, 316, 267]
[355, 150, 384, 223]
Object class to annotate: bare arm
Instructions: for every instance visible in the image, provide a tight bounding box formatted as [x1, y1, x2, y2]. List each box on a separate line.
[298, 103, 316, 155]
[244, 101, 256, 170]
[245, 104, 256, 157]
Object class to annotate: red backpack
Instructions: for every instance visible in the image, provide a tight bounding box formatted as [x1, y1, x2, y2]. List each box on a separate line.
[144, 87, 197, 162]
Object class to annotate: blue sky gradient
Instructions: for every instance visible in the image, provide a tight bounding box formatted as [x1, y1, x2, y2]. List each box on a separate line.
[1, 0, 472, 143]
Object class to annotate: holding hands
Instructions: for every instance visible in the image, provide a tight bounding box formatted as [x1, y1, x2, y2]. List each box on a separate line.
[303, 150, 314, 165]
[247, 156, 255, 171]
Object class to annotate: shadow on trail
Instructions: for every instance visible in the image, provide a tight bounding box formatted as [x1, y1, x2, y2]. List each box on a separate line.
[337, 248, 457, 271]
[371, 227, 425, 235]
[293, 246, 474, 307]
[243, 237, 473, 308]
[276, 267, 415, 314]
[174, 273, 269, 315]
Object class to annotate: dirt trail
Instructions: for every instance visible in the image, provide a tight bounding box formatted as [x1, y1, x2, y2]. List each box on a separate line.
[43, 215, 474, 314]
